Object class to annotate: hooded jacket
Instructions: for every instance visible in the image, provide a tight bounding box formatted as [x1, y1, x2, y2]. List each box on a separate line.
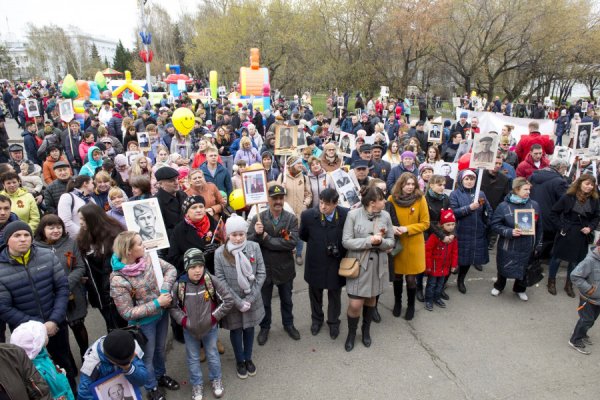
[0, 187, 40, 231]
[79, 146, 103, 177]
[571, 249, 600, 305]
[200, 161, 233, 196]
[0, 343, 51, 400]
[169, 272, 234, 339]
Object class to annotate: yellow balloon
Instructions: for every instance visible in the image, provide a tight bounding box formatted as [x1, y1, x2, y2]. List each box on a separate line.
[172, 107, 195, 136]
[470, 90, 477, 98]
[229, 189, 246, 211]
[246, 163, 263, 171]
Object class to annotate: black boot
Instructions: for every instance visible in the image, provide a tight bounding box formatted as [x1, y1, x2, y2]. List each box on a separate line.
[405, 288, 416, 321]
[361, 306, 374, 347]
[392, 281, 403, 317]
[416, 286, 424, 302]
[345, 316, 359, 352]
[457, 265, 470, 294]
[372, 295, 381, 323]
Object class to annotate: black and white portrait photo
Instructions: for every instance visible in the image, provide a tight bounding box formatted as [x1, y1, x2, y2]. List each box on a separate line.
[434, 161, 458, 191]
[90, 371, 142, 400]
[470, 133, 499, 169]
[428, 124, 442, 143]
[587, 134, 600, 158]
[25, 99, 40, 117]
[58, 100, 74, 123]
[123, 198, 170, 250]
[551, 146, 572, 163]
[338, 132, 355, 158]
[575, 122, 593, 151]
[137, 132, 150, 151]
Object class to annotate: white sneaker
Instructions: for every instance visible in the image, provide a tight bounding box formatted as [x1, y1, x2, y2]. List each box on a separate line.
[192, 384, 203, 400]
[517, 292, 528, 301]
[211, 379, 224, 398]
[491, 288, 500, 296]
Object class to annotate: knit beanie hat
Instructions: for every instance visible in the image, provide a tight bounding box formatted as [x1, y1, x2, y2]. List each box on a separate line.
[10, 321, 47, 360]
[440, 209, 456, 224]
[181, 195, 206, 215]
[225, 214, 248, 236]
[103, 329, 135, 365]
[3, 221, 32, 245]
[461, 169, 476, 181]
[418, 163, 434, 175]
[183, 248, 206, 270]
[400, 151, 416, 160]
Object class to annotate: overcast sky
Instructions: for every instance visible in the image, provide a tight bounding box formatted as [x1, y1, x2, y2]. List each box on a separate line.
[0, 0, 199, 48]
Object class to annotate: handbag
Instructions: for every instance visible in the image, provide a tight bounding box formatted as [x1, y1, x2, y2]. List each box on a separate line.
[524, 256, 544, 287]
[339, 219, 378, 278]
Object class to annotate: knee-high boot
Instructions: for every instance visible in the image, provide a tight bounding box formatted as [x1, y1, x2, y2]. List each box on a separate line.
[393, 280, 403, 317]
[361, 306, 374, 347]
[372, 295, 381, 323]
[345, 316, 359, 352]
[405, 288, 416, 321]
[457, 265, 470, 294]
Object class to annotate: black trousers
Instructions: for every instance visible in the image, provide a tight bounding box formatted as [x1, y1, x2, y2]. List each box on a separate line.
[571, 299, 600, 343]
[308, 286, 341, 327]
[0, 321, 5, 343]
[46, 321, 78, 393]
[260, 279, 294, 329]
[493, 272, 526, 293]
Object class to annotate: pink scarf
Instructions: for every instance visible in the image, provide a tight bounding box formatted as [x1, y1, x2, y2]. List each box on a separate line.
[121, 257, 146, 276]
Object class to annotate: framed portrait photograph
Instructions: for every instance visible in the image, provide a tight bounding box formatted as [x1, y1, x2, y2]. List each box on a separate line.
[574, 122, 593, 152]
[58, 99, 74, 123]
[123, 198, 170, 251]
[452, 97, 461, 107]
[514, 209, 535, 236]
[137, 132, 151, 152]
[25, 99, 40, 118]
[296, 129, 307, 149]
[434, 161, 458, 192]
[338, 131, 355, 158]
[125, 151, 141, 166]
[337, 96, 344, 108]
[330, 168, 360, 208]
[428, 124, 442, 143]
[275, 125, 297, 156]
[90, 371, 142, 400]
[470, 133, 499, 169]
[551, 146, 573, 163]
[589, 134, 600, 158]
[241, 169, 268, 206]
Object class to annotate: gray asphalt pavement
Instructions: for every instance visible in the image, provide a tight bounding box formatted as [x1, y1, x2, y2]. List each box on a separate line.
[4, 118, 599, 399]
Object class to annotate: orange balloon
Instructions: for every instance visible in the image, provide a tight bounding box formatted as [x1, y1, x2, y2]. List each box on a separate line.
[75, 80, 91, 100]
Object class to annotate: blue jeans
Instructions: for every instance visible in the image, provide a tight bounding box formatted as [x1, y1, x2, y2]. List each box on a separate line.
[229, 327, 255, 363]
[139, 312, 169, 390]
[425, 276, 444, 302]
[296, 240, 304, 256]
[548, 257, 575, 279]
[260, 279, 294, 329]
[183, 325, 221, 385]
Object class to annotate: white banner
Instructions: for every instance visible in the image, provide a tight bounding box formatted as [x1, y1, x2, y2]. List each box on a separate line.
[455, 108, 555, 142]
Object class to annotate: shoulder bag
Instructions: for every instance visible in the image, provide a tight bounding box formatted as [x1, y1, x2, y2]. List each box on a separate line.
[339, 219, 377, 279]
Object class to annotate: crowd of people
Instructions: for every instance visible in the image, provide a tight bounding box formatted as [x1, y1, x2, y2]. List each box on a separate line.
[1, 79, 600, 400]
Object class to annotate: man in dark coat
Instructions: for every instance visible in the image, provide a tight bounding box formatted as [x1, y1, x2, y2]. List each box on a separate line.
[154, 167, 187, 240]
[529, 159, 569, 260]
[481, 155, 511, 250]
[42, 161, 72, 214]
[299, 189, 347, 339]
[248, 184, 300, 345]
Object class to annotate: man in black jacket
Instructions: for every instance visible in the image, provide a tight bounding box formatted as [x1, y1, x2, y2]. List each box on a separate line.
[299, 189, 347, 339]
[248, 184, 300, 345]
[154, 167, 187, 240]
[42, 161, 72, 214]
[529, 159, 569, 273]
[481, 155, 511, 250]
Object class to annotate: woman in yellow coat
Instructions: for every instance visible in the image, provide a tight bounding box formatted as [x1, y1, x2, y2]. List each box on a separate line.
[389, 172, 430, 320]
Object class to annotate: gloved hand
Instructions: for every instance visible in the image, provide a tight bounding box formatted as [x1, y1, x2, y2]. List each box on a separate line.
[239, 301, 251, 312]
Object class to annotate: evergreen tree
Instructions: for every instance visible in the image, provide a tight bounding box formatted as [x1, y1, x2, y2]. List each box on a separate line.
[104, 56, 109, 68]
[173, 25, 185, 69]
[0, 44, 16, 79]
[90, 43, 101, 66]
[112, 40, 132, 72]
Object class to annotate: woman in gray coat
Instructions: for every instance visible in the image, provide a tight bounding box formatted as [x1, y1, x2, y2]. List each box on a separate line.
[33, 214, 87, 360]
[214, 215, 266, 380]
[342, 185, 394, 352]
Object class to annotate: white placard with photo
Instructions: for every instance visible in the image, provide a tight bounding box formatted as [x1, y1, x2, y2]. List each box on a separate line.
[123, 198, 170, 251]
[90, 371, 142, 400]
[58, 99, 74, 123]
[338, 131, 355, 158]
[434, 161, 458, 193]
[330, 168, 360, 208]
[275, 125, 297, 156]
[137, 132, 151, 152]
[574, 122, 593, 153]
[452, 97, 461, 107]
[25, 99, 40, 117]
[428, 124, 442, 143]
[551, 146, 573, 163]
[470, 132, 499, 169]
[241, 169, 268, 206]
[588, 133, 600, 158]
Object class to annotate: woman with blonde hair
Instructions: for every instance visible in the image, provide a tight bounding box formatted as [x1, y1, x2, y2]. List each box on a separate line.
[215, 126, 234, 175]
[234, 137, 261, 166]
[121, 117, 134, 141]
[383, 140, 402, 167]
[130, 155, 153, 180]
[106, 187, 128, 228]
[185, 169, 226, 217]
[110, 231, 179, 397]
[192, 140, 222, 168]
